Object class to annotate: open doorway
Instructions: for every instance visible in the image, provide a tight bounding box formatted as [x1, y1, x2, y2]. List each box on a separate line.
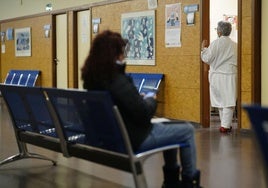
[209, 0, 238, 128]
[201, 0, 239, 128]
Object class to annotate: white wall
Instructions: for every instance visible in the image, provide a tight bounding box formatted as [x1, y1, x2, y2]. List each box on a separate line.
[262, 0, 268, 105]
[0, 0, 101, 20]
[210, 0, 238, 42]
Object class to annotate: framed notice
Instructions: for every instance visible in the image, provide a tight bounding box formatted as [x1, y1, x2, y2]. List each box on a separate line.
[15, 27, 31, 57]
[121, 10, 155, 65]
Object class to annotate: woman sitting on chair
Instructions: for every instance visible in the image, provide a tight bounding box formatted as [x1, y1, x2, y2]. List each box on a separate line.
[81, 30, 202, 188]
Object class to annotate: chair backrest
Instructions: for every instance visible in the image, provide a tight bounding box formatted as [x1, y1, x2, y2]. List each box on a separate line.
[128, 73, 163, 94]
[18, 73, 30, 86]
[11, 73, 22, 85]
[140, 73, 163, 94]
[3, 70, 40, 87]
[4, 72, 15, 84]
[44, 88, 128, 153]
[127, 73, 145, 92]
[243, 105, 268, 174]
[25, 70, 40, 86]
[0, 84, 57, 138]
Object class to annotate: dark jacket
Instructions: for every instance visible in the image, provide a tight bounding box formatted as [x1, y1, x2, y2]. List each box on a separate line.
[107, 74, 157, 151]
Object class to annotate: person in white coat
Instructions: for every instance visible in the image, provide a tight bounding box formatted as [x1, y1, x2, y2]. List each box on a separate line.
[201, 21, 237, 133]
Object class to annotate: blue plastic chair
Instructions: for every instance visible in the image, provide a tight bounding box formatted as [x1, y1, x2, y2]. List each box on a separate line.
[0, 84, 58, 166]
[140, 73, 163, 94]
[25, 70, 40, 86]
[3, 70, 40, 86]
[3, 72, 15, 84]
[243, 105, 268, 183]
[44, 88, 184, 188]
[128, 73, 164, 94]
[19, 73, 30, 85]
[128, 74, 145, 92]
[10, 73, 22, 84]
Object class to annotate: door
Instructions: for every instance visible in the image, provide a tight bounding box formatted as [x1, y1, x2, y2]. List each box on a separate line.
[56, 14, 68, 89]
[77, 10, 91, 89]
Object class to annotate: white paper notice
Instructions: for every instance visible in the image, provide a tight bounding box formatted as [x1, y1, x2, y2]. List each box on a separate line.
[1, 44, 5, 53]
[165, 3, 182, 47]
[148, 0, 157, 9]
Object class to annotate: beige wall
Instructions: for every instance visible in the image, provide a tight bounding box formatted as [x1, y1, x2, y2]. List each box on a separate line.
[262, 0, 268, 105]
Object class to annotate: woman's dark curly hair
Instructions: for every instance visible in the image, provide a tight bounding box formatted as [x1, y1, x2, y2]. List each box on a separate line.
[81, 30, 127, 89]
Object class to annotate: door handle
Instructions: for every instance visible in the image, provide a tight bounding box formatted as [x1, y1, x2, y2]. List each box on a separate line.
[54, 58, 59, 65]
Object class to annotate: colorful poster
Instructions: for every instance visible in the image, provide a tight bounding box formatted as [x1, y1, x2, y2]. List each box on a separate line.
[121, 10, 155, 65]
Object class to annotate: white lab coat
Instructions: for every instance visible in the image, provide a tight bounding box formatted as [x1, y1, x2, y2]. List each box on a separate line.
[201, 36, 237, 108]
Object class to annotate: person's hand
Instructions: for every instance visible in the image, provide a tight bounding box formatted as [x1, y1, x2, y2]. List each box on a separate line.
[143, 92, 157, 99]
[201, 40, 208, 50]
[140, 92, 146, 97]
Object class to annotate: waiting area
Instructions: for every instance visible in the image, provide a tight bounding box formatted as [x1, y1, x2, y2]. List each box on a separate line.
[0, 99, 267, 188]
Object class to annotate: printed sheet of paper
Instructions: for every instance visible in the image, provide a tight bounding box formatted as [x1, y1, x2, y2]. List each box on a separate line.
[165, 3, 181, 47]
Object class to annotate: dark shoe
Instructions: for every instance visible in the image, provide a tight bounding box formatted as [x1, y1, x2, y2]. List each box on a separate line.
[162, 166, 181, 188]
[181, 170, 202, 188]
[219, 126, 232, 133]
[162, 181, 181, 188]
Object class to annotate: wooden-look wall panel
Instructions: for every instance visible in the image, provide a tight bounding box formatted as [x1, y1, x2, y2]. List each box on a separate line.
[241, 17, 252, 55]
[156, 55, 200, 89]
[241, 54, 252, 91]
[0, 15, 53, 86]
[241, 0, 253, 128]
[164, 88, 200, 121]
[242, 0, 252, 17]
[241, 91, 252, 129]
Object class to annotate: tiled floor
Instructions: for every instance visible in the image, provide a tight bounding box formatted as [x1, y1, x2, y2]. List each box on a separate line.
[0, 104, 267, 188]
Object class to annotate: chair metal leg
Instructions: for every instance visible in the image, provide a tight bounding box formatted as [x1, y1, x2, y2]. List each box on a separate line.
[133, 173, 147, 188]
[0, 152, 56, 166]
[0, 141, 56, 166]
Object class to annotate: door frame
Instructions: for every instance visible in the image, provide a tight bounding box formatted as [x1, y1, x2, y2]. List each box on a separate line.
[252, 0, 261, 103]
[200, 0, 242, 128]
[200, 0, 210, 128]
[201, 0, 261, 128]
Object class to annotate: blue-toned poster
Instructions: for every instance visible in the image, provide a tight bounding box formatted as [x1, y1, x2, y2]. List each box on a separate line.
[121, 10, 155, 65]
[6, 28, 14, 40]
[15, 27, 31, 57]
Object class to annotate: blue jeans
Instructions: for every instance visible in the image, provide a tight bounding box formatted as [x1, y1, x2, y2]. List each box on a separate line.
[138, 121, 197, 178]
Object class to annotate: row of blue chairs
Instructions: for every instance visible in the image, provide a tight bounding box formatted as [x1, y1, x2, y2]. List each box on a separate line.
[0, 84, 185, 188]
[127, 73, 164, 94]
[3, 70, 40, 86]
